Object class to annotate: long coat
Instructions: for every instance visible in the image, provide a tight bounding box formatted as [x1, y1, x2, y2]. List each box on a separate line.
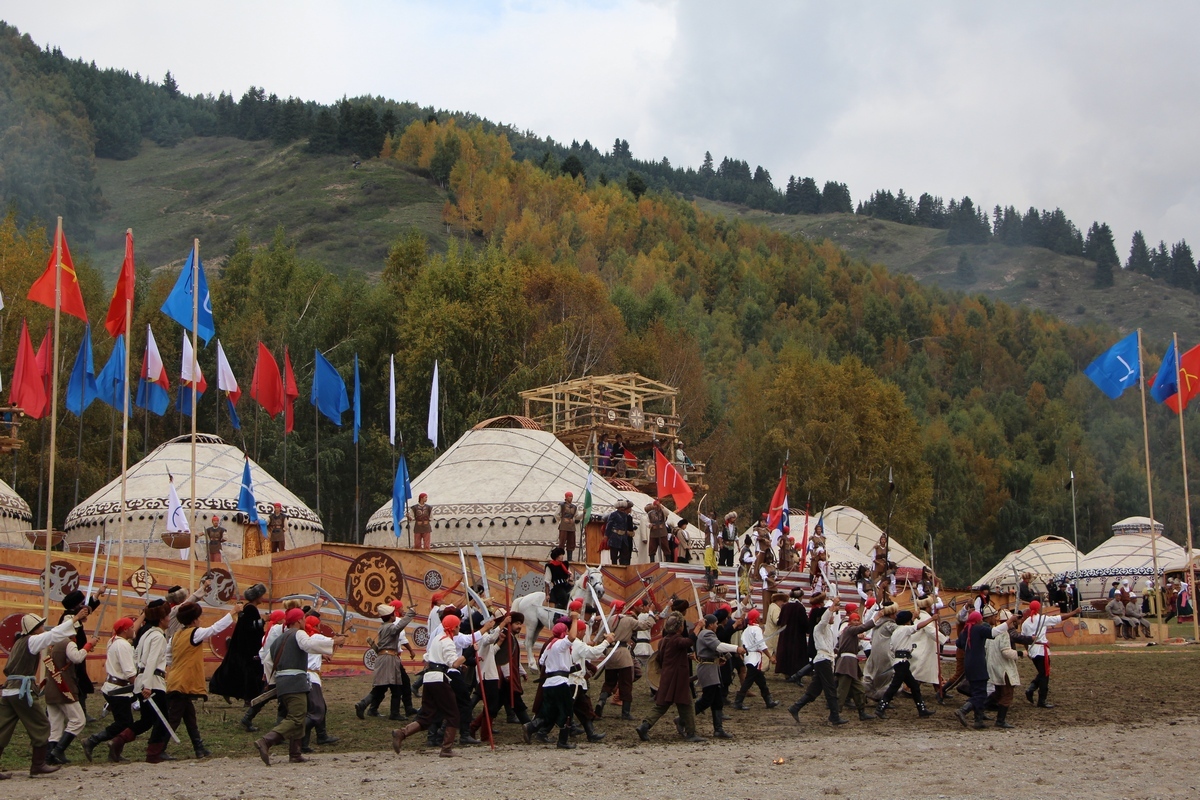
[774, 601, 809, 675]
[909, 612, 947, 684]
[209, 604, 264, 701]
[653, 631, 695, 706]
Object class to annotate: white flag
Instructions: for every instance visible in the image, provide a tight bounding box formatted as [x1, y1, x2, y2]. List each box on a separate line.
[389, 355, 396, 446]
[166, 481, 190, 532]
[181, 333, 204, 386]
[427, 359, 439, 449]
[216, 339, 240, 400]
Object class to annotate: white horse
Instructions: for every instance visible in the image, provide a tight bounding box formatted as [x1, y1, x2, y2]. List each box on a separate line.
[512, 566, 606, 669]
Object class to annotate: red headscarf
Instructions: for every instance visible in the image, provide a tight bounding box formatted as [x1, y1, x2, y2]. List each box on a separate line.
[964, 610, 983, 649]
[746, 609, 761, 624]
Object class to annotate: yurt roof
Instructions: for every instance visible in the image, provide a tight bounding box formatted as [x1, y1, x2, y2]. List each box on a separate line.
[64, 434, 323, 535]
[1111, 516, 1164, 535]
[365, 428, 630, 537]
[742, 514, 872, 572]
[0, 475, 32, 523]
[815, 505, 928, 571]
[1054, 528, 1185, 584]
[973, 536, 1080, 589]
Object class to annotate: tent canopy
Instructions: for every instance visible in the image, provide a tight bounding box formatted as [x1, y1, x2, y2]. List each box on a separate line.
[0, 476, 33, 549]
[812, 505, 929, 571]
[973, 535, 1080, 591]
[1052, 517, 1185, 600]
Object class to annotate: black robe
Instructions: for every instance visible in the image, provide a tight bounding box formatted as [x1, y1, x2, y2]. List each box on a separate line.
[774, 601, 809, 675]
[209, 605, 265, 701]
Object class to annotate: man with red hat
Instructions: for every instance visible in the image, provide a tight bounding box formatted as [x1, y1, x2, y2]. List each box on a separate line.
[81, 615, 139, 763]
[732, 607, 780, 710]
[254, 608, 345, 765]
[543, 548, 573, 609]
[558, 491, 580, 555]
[833, 607, 877, 721]
[267, 502, 288, 552]
[392, 612, 466, 757]
[202, 514, 226, 563]
[526, 619, 580, 748]
[0, 604, 90, 779]
[645, 499, 670, 562]
[594, 599, 653, 720]
[1021, 599, 1079, 709]
[874, 610, 938, 720]
[408, 493, 433, 549]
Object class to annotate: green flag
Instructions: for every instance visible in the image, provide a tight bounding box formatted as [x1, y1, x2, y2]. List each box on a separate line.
[582, 462, 594, 524]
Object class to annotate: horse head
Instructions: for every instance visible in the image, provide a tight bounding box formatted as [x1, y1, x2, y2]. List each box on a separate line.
[576, 566, 606, 601]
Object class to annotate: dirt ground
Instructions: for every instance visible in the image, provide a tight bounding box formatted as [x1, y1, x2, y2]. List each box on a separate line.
[2, 647, 1197, 799]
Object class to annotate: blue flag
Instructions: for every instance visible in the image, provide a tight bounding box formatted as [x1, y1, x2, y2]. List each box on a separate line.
[175, 385, 204, 416]
[95, 335, 130, 411]
[311, 350, 350, 425]
[160, 248, 215, 346]
[226, 396, 242, 430]
[238, 459, 268, 537]
[1150, 340, 1179, 404]
[392, 453, 412, 540]
[65, 324, 99, 416]
[1084, 332, 1141, 399]
[353, 354, 361, 444]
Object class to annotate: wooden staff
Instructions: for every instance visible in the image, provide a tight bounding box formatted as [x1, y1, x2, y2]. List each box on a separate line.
[1135, 329, 1161, 634]
[1169, 332, 1200, 644]
[116, 288, 131, 621]
[42, 218, 66, 617]
[188, 238, 199, 594]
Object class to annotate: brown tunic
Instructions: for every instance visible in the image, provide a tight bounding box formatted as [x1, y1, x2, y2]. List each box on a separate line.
[411, 503, 432, 536]
[652, 632, 694, 706]
[558, 501, 578, 532]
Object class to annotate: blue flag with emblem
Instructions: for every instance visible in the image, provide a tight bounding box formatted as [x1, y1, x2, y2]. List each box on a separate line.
[1084, 332, 1141, 399]
[160, 248, 215, 346]
[237, 458, 268, 537]
[65, 324, 99, 416]
[311, 349, 350, 425]
[392, 453, 412, 541]
[1149, 340, 1179, 405]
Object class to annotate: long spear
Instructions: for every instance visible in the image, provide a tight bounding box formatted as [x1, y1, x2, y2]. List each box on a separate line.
[188, 238, 200, 593]
[41, 218, 66, 617]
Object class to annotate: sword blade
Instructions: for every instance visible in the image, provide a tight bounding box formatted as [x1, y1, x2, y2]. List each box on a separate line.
[146, 696, 181, 743]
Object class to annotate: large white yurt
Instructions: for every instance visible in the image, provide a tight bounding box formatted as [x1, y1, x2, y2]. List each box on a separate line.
[973, 535, 1081, 592]
[815, 505, 929, 572]
[0, 476, 33, 549]
[363, 422, 637, 560]
[1063, 516, 1186, 602]
[64, 434, 323, 561]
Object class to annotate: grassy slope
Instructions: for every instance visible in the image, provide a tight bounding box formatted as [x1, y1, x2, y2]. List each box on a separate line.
[695, 199, 1200, 345]
[90, 137, 450, 280]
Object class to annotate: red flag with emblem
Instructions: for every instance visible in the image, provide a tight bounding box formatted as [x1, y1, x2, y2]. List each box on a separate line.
[1166, 343, 1200, 413]
[654, 448, 694, 510]
[27, 227, 88, 322]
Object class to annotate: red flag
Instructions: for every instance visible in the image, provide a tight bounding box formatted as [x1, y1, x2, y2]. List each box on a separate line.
[249, 342, 285, 418]
[34, 325, 53, 391]
[104, 231, 135, 337]
[1166, 343, 1200, 414]
[654, 448, 694, 510]
[9, 319, 48, 418]
[27, 227, 88, 322]
[766, 466, 788, 530]
[283, 346, 299, 433]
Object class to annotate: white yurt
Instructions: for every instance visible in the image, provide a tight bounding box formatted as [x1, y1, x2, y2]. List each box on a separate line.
[742, 513, 872, 582]
[0, 476, 33, 549]
[973, 535, 1081, 592]
[815, 505, 929, 572]
[1060, 516, 1186, 602]
[63, 434, 323, 561]
[363, 421, 638, 560]
[608, 477, 687, 549]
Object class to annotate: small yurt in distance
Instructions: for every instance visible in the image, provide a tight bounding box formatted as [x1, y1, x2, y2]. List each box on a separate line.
[64, 434, 323, 561]
[1060, 516, 1186, 602]
[0, 476, 33, 549]
[363, 423, 636, 561]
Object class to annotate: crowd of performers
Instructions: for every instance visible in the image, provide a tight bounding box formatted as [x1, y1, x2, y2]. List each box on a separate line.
[2, 535, 1084, 776]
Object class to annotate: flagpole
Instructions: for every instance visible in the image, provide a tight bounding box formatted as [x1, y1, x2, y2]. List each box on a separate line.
[189, 238, 199, 592]
[74, 330, 85, 506]
[1136, 328, 1161, 634]
[116, 292, 131, 621]
[314, 408, 320, 517]
[1169, 332, 1199, 643]
[42, 217, 65, 618]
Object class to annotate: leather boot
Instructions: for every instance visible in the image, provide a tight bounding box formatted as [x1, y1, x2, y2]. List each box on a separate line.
[828, 710, 848, 726]
[973, 709, 988, 730]
[594, 692, 609, 718]
[556, 727, 577, 749]
[254, 730, 285, 765]
[48, 732, 75, 764]
[763, 691, 780, 709]
[80, 731, 108, 762]
[460, 727, 482, 745]
[506, 709, 520, 724]
[354, 694, 370, 720]
[732, 691, 750, 711]
[713, 719, 733, 739]
[635, 721, 651, 741]
[954, 701, 972, 727]
[145, 741, 167, 763]
[620, 701, 634, 721]
[389, 693, 404, 721]
[995, 706, 1014, 729]
[582, 718, 605, 742]
[300, 725, 314, 754]
[191, 732, 212, 759]
[108, 729, 135, 762]
[788, 695, 811, 723]
[289, 737, 308, 763]
[314, 723, 338, 746]
[522, 718, 541, 744]
[917, 702, 936, 718]
[874, 700, 890, 719]
[439, 726, 456, 758]
[30, 745, 61, 776]
[786, 663, 814, 685]
[858, 706, 874, 721]
[391, 721, 421, 753]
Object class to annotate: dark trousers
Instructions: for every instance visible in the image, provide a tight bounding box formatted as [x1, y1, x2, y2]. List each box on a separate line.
[305, 683, 327, 729]
[881, 661, 923, 706]
[143, 691, 173, 745]
[610, 537, 632, 566]
[414, 681, 458, 731]
[967, 679, 988, 712]
[96, 693, 150, 742]
[718, 547, 734, 567]
[165, 692, 201, 741]
[571, 686, 596, 721]
[798, 659, 840, 713]
[540, 684, 573, 732]
[499, 678, 527, 717]
[694, 683, 725, 728]
[1029, 655, 1049, 703]
[736, 663, 771, 702]
[600, 665, 634, 706]
[648, 537, 669, 562]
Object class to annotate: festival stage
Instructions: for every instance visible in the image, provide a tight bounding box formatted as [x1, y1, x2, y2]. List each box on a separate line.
[0, 543, 1110, 682]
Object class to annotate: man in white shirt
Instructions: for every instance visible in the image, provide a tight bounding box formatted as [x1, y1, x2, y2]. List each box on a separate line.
[787, 594, 848, 726]
[732, 608, 780, 710]
[1021, 600, 1079, 708]
[392, 613, 467, 758]
[527, 621, 577, 749]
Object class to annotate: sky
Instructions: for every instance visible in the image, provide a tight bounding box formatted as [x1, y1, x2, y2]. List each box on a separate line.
[4, 1, 1198, 251]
